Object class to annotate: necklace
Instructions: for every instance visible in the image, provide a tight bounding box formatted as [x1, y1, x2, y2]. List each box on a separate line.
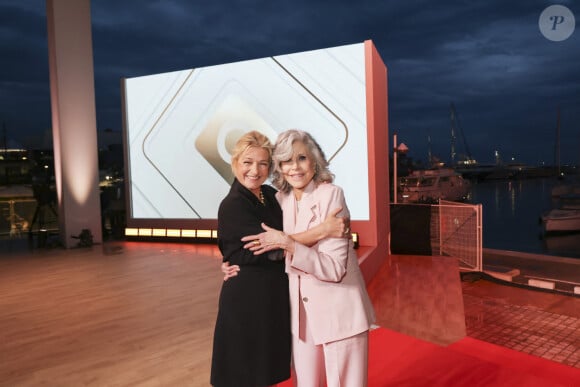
[258, 189, 265, 205]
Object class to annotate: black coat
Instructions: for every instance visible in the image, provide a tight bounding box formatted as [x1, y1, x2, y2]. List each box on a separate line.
[210, 179, 291, 387]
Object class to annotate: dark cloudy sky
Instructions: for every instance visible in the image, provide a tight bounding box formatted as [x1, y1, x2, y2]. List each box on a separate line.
[1, 0, 579, 166]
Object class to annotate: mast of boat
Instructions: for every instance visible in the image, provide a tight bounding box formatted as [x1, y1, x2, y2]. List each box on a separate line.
[555, 107, 561, 176]
[2, 122, 7, 183]
[2, 122, 7, 156]
[450, 103, 474, 166]
[450, 104, 457, 165]
[393, 133, 398, 204]
[427, 130, 433, 167]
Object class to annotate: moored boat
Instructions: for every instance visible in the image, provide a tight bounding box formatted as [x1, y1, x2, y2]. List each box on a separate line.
[541, 208, 580, 233]
[559, 193, 580, 210]
[398, 168, 471, 203]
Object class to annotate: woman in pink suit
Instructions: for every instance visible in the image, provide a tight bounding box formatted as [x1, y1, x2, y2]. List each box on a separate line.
[244, 129, 375, 387]
[213, 131, 349, 387]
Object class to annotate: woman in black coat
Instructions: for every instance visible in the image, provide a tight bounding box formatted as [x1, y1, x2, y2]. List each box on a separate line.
[210, 131, 346, 387]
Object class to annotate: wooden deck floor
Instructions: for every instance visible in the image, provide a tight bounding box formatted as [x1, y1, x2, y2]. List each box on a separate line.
[0, 240, 578, 386]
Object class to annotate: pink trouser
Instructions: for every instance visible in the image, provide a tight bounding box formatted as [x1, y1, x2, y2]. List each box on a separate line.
[291, 297, 369, 387]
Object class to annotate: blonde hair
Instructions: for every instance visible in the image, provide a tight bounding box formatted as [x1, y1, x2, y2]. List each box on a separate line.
[230, 131, 273, 175]
[271, 129, 334, 193]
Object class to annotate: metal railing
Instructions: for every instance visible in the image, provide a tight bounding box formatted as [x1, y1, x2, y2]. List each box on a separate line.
[433, 200, 483, 272]
[390, 201, 483, 272]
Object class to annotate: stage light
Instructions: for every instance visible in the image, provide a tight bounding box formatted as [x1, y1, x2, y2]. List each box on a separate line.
[138, 228, 152, 237]
[71, 229, 93, 247]
[181, 229, 196, 238]
[123, 227, 219, 242]
[197, 229, 212, 238]
[152, 228, 166, 237]
[166, 229, 181, 237]
[125, 228, 138, 236]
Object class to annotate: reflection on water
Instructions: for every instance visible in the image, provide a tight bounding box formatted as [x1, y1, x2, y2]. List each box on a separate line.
[543, 233, 580, 257]
[469, 178, 580, 258]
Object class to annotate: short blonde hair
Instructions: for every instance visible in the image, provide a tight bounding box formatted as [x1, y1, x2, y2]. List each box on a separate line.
[271, 129, 334, 193]
[230, 131, 273, 175]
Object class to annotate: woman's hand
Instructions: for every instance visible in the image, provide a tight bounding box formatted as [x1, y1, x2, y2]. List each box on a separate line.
[221, 261, 240, 281]
[241, 223, 294, 254]
[322, 207, 351, 238]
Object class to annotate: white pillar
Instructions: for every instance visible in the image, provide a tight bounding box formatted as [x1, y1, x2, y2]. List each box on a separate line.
[46, 0, 102, 247]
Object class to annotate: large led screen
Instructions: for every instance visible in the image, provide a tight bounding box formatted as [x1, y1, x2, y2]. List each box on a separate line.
[123, 42, 369, 223]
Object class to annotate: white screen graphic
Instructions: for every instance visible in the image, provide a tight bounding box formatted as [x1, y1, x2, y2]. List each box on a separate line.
[123, 42, 369, 220]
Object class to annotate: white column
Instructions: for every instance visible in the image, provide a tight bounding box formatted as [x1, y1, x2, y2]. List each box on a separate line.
[46, 0, 102, 247]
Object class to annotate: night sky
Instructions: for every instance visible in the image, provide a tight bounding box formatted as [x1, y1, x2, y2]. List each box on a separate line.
[1, 0, 579, 166]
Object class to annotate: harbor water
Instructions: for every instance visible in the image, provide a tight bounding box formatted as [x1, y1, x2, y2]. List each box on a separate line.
[469, 177, 580, 259]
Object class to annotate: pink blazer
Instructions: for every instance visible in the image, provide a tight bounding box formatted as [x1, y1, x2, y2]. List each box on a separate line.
[277, 181, 375, 345]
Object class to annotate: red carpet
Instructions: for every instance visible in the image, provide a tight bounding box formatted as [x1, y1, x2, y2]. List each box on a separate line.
[278, 327, 579, 386]
[448, 336, 580, 386]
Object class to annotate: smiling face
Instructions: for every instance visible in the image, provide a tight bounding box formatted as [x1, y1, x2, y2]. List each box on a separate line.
[279, 140, 315, 200]
[233, 146, 270, 196]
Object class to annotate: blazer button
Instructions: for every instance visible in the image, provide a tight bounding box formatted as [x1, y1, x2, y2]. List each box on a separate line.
[302, 297, 308, 302]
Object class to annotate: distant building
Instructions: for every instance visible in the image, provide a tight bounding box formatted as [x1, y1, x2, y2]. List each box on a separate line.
[0, 137, 31, 185]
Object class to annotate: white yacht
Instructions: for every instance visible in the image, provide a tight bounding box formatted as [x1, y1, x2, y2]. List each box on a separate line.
[398, 168, 471, 203]
[541, 208, 580, 233]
